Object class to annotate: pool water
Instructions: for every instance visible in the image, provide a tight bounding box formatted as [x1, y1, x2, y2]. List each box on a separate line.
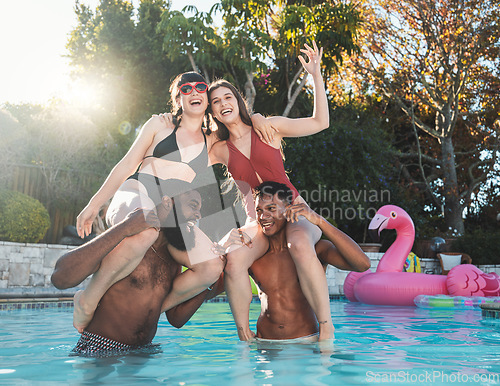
[1, 301, 500, 385]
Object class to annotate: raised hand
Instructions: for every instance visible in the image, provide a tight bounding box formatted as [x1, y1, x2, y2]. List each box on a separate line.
[298, 41, 323, 77]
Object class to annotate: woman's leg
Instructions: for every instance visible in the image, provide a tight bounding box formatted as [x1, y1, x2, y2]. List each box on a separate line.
[223, 221, 269, 340]
[160, 226, 226, 311]
[286, 215, 335, 341]
[73, 183, 159, 332]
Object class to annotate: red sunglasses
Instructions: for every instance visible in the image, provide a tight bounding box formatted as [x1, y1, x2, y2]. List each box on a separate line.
[179, 82, 208, 95]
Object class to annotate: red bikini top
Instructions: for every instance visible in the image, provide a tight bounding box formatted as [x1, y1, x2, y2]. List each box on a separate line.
[227, 130, 299, 217]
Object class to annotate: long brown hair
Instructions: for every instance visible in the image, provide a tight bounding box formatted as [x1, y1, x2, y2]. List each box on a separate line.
[207, 80, 253, 141]
[169, 72, 211, 135]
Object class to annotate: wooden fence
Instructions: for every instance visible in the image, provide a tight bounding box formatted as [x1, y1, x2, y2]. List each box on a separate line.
[4, 164, 104, 244]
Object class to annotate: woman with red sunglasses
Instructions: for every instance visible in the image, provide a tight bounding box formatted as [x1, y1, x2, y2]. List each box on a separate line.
[207, 42, 335, 342]
[72, 72, 225, 333]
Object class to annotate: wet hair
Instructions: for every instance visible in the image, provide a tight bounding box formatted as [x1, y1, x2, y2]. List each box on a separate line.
[254, 181, 294, 205]
[160, 194, 196, 252]
[207, 80, 253, 141]
[169, 72, 211, 135]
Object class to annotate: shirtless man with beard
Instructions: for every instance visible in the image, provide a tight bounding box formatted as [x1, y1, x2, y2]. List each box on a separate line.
[51, 191, 224, 356]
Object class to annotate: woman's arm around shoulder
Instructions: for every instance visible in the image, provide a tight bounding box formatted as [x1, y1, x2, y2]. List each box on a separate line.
[208, 137, 229, 166]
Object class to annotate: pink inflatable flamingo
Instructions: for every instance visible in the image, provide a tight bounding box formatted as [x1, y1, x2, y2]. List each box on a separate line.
[344, 205, 500, 306]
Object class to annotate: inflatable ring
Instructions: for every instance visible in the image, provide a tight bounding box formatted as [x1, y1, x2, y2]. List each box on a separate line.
[344, 205, 500, 306]
[414, 294, 500, 309]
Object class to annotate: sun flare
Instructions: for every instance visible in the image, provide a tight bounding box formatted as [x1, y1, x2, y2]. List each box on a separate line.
[62, 78, 104, 108]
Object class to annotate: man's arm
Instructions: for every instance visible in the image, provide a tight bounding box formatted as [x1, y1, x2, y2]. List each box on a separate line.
[51, 205, 168, 289]
[286, 203, 371, 272]
[164, 274, 224, 328]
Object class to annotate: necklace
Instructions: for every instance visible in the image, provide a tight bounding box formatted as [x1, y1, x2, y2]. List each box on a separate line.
[231, 129, 250, 141]
[150, 245, 169, 264]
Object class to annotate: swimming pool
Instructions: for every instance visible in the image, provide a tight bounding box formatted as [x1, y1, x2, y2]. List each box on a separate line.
[1, 300, 499, 385]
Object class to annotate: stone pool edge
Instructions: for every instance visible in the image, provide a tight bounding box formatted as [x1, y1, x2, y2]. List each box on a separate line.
[0, 294, 348, 311]
[481, 302, 500, 320]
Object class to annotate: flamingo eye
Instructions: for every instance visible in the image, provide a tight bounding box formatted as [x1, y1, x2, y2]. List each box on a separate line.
[390, 211, 397, 219]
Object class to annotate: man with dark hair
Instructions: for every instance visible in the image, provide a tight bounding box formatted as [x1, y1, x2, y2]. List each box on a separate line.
[253, 181, 294, 205]
[51, 192, 224, 356]
[244, 181, 370, 341]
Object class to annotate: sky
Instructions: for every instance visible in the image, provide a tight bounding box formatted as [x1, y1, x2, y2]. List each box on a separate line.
[0, 0, 219, 105]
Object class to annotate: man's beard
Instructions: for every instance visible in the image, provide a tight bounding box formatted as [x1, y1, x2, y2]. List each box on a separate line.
[161, 200, 196, 252]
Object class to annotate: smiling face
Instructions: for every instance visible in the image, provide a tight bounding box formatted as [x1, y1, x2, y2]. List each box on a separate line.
[169, 72, 209, 117]
[255, 193, 288, 237]
[178, 82, 209, 115]
[209, 86, 241, 125]
[177, 190, 202, 226]
[161, 189, 202, 252]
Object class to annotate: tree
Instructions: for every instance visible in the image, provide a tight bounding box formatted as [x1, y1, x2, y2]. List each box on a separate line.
[211, 0, 361, 114]
[284, 102, 398, 241]
[349, 0, 500, 234]
[67, 0, 361, 118]
[132, 0, 186, 116]
[157, 7, 222, 82]
[0, 108, 29, 187]
[156, 1, 360, 113]
[67, 0, 135, 115]
[9, 102, 107, 210]
[67, 0, 178, 125]
[277, 1, 361, 116]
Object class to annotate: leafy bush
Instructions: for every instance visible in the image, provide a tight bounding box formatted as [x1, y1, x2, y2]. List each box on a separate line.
[283, 104, 398, 242]
[453, 229, 500, 266]
[0, 189, 50, 243]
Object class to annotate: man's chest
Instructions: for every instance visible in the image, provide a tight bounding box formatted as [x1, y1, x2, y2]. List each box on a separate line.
[251, 251, 298, 290]
[127, 254, 178, 291]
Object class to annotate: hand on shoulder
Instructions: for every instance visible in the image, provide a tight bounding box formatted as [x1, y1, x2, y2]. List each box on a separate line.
[251, 113, 281, 145]
[149, 113, 175, 131]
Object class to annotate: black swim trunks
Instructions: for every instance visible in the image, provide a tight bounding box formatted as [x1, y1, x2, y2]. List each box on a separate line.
[71, 330, 158, 357]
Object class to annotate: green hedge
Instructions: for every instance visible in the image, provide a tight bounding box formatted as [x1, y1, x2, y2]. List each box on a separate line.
[453, 229, 500, 266]
[0, 189, 50, 243]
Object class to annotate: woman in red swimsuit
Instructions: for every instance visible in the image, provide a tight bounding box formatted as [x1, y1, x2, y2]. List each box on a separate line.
[209, 42, 335, 341]
[72, 72, 224, 333]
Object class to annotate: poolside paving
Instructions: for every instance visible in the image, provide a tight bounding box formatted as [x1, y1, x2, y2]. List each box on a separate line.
[481, 302, 500, 319]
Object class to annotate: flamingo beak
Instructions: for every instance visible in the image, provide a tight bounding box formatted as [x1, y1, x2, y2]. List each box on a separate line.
[368, 214, 389, 241]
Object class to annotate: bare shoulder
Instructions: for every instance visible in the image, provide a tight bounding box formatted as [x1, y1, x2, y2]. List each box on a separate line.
[208, 138, 229, 165]
[205, 129, 219, 148]
[211, 138, 227, 149]
[142, 115, 173, 137]
[144, 115, 164, 129]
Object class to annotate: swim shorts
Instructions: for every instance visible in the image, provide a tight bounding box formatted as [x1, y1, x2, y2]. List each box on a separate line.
[255, 332, 319, 344]
[71, 330, 155, 357]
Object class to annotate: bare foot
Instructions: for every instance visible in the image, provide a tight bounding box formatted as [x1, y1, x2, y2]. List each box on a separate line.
[318, 322, 335, 341]
[73, 290, 95, 333]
